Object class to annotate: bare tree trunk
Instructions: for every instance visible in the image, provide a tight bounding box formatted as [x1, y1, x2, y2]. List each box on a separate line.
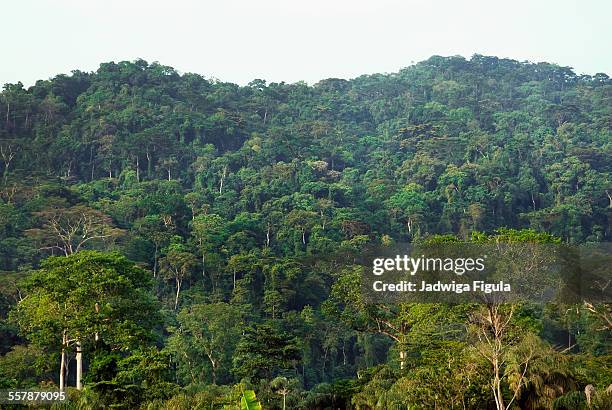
[219, 165, 227, 194]
[493, 357, 504, 410]
[59, 331, 67, 391]
[0, 144, 16, 184]
[76, 340, 83, 390]
[174, 278, 182, 310]
[207, 355, 217, 385]
[399, 350, 406, 370]
[146, 149, 151, 178]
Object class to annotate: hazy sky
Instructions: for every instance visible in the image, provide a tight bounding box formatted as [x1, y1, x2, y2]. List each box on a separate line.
[2, 0, 611, 87]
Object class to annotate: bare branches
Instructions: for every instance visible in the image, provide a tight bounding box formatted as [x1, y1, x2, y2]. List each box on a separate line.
[505, 344, 535, 410]
[26, 205, 124, 255]
[0, 142, 18, 183]
[469, 303, 525, 410]
[583, 301, 612, 331]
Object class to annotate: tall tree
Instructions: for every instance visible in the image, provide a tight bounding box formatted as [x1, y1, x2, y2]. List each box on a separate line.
[26, 205, 124, 256]
[11, 251, 159, 390]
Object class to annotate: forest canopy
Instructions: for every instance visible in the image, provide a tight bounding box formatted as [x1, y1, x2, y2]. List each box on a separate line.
[0, 54, 610, 409]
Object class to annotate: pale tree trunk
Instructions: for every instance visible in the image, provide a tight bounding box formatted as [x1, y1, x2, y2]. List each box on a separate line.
[399, 350, 406, 370]
[219, 165, 227, 194]
[479, 304, 517, 410]
[207, 354, 217, 385]
[0, 144, 16, 183]
[146, 149, 151, 177]
[174, 277, 182, 310]
[76, 340, 83, 390]
[59, 331, 67, 391]
[493, 357, 504, 410]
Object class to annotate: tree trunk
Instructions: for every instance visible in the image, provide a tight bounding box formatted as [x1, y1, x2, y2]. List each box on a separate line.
[146, 149, 151, 178]
[493, 360, 504, 410]
[399, 350, 406, 370]
[174, 277, 182, 310]
[59, 331, 67, 391]
[219, 165, 227, 194]
[76, 340, 83, 390]
[207, 355, 217, 385]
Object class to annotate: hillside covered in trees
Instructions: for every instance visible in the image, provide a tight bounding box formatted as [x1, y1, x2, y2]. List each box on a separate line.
[0, 55, 610, 409]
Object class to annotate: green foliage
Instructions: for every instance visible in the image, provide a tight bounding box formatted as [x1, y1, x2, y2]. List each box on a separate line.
[0, 55, 610, 408]
[89, 348, 178, 407]
[240, 390, 262, 410]
[232, 323, 301, 382]
[12, 251, 160, 350]
[167, 302, 242, 385]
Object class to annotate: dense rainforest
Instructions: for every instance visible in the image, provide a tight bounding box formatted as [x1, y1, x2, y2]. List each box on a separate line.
[0, 55, 610, 409]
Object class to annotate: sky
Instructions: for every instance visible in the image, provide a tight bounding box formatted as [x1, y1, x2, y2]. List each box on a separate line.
[2, 0, 611, 87]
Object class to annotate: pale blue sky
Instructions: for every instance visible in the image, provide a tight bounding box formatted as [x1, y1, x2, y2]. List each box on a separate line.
[2, 0, 611, 87]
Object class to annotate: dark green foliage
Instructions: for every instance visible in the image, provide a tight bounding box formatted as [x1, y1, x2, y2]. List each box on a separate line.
[0, 55, 610, 407]
[232, 323, 301, 382]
